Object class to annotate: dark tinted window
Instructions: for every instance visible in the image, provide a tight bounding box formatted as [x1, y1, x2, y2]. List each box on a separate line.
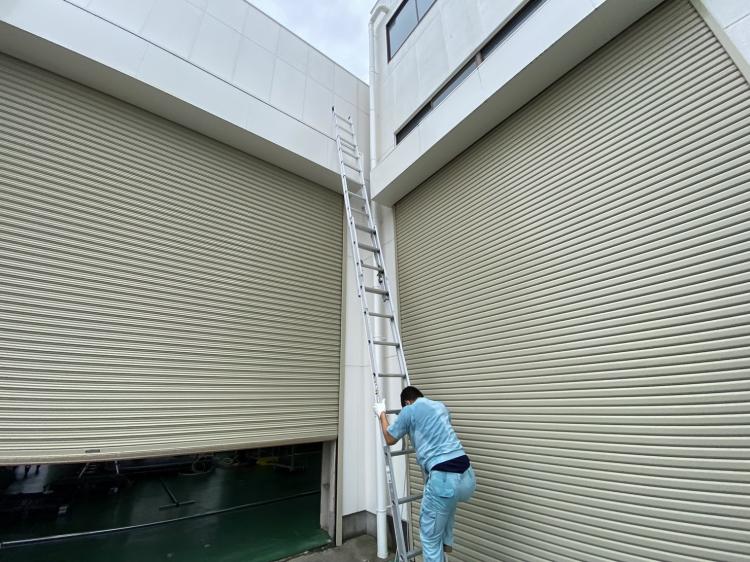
[481, 0, 545, 60]
[387, 0, 418, 58]
[431, 60, 477, 108]
[416, 0, 436, 18]
[395, 58, 477, 144]
[395, 104, 432, 144]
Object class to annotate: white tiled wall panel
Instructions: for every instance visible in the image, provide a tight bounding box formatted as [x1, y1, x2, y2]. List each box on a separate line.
[304, 77, 336, 135]
[233, 37, 275, 100]
[270, 58, 307, 118]
[416, 14, 450, 103]
[308, 48, 335, 87]
[702, 0, 750, 27]
[278, 28, 309, 73]
[699, 0, 750, 85]
[334, 64, 359, 105]
[190, 14, 242, 79]
[440, 0, 482, 69]
[139, 43, 248, 126]
[206, 0, 248, 32]
[358, 80, 369, 110]
[727, 14, 750, 59]
[0, 0, 149, 75]
[141, 0, 203, 58]
[243, 5, 280, 52]
[87, 0, 156, 33]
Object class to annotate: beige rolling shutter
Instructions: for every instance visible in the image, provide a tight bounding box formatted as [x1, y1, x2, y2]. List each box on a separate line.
[0, 53, 343, 464]
[395, 1, 750, 560]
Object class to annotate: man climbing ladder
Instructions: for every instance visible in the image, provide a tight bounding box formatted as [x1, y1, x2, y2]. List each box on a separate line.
[374, 387, 476, 561]
[332, 106, 475, 561]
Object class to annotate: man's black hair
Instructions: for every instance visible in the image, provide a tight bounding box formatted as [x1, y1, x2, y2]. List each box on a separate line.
[400, 386, 424, 408]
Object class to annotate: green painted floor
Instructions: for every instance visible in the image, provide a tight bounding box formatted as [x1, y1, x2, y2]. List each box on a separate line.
[1, 452, 330, 562]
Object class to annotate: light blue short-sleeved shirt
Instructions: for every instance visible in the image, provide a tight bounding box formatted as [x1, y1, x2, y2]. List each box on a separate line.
[387, 397, 465, 472]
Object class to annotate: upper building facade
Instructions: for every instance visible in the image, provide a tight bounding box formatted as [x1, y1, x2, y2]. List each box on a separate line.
[368, 0, 750, 203]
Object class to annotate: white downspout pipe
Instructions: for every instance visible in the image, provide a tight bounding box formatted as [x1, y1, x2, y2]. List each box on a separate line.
[368, 3, 389, 559]
[369, 3, 388, 173]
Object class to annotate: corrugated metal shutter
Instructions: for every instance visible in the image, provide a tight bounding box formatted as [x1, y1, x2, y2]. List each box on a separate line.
[0, 53, 343, 464]
[395, 1, 750, 560]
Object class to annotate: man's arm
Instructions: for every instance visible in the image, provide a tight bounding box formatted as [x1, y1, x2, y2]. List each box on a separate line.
[373, 401, 399, 445]
[378, 412, 398, 446]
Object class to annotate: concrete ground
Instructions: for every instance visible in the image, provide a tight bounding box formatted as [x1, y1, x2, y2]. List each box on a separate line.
[286, 535, 389, 562]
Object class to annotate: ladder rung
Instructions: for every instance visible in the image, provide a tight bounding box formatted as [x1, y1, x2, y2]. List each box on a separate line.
[398, 493, 423, 505]
[341, 148, 358, 159]
[365, 286, 388, 295]
[355, 224, 375, 234]
[386, 408, 402, 415]
[361, 262, 384, 272]
[406, 548, 422, 560]
[344, 161, 361, 172]
[378, 373, 406, 378]
[391, 447, 414, 457]
[348, 191, 366, 200]
[372, 340, 399, 347]
[339, 137, 356, 149]
[358, 243, 380, 253]
[333, 111, 351, 121]
[367, 310, 393, 318]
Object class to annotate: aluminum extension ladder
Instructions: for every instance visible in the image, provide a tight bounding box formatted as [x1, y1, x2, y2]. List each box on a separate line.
[332, 107, 422, 562]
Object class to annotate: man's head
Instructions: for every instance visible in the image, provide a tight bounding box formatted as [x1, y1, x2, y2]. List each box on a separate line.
[400, 386, 424, 408]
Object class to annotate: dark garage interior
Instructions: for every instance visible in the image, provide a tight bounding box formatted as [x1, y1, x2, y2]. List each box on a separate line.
[0, 443, 329, 562]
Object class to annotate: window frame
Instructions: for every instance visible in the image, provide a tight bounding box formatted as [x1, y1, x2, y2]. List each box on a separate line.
[386, 0, 438, 61]
[393, 0, 543, 145]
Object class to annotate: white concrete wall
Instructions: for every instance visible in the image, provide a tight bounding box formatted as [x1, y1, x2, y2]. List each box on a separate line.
[697, 0, 750, 76]
[0, 0, 369, 190]
[700, 0, 750, 42]
[371, 0, 525, 163]
[340, 234, 374, 516]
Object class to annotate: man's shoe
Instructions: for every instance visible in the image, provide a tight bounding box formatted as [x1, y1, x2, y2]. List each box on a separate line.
[443, 545, 453, 553]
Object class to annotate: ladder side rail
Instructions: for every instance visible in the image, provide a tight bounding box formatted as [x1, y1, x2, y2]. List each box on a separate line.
[385, 445, 409, 561]
[335, 134, 384, 402]
[347, 116, 412, 388]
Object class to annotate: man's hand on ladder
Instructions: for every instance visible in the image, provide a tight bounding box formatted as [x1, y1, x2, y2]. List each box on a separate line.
[372, 400, 386, 417]
[374, 401, 399, 446]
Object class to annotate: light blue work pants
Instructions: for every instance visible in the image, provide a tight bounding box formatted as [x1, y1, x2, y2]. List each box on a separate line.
[420, 467, 476, 562]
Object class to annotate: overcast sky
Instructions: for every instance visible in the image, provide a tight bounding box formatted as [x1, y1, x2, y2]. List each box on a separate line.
[248, 0, 372, 83]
